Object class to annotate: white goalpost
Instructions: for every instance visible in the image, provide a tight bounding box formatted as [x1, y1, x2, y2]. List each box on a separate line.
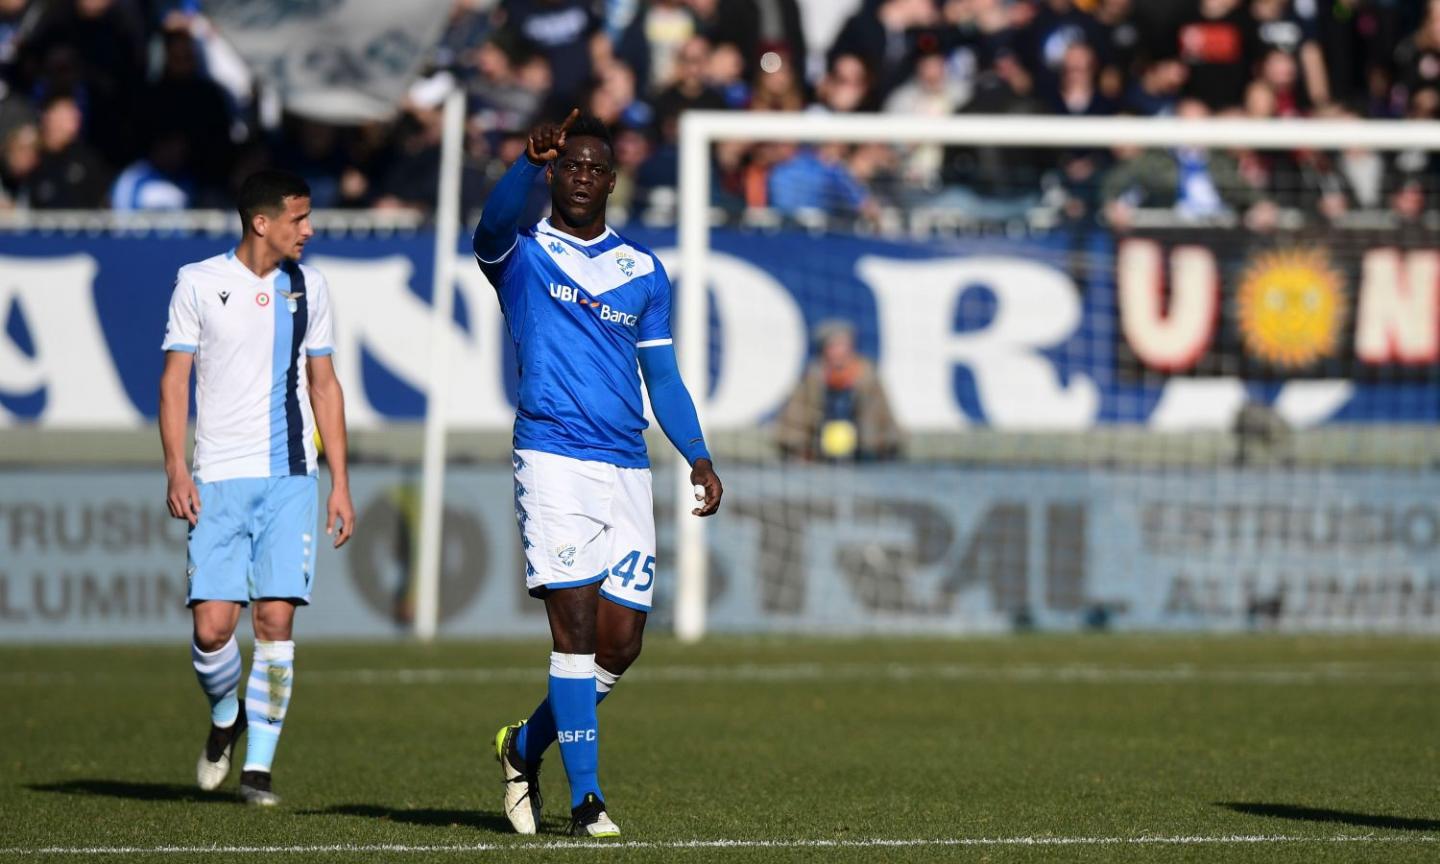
[672, 110, 1440, 643]
[413, 87, 467, 642]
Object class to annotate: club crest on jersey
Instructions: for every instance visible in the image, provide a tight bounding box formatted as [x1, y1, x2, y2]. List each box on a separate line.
[615, 252, 636, 276]
[555, 544, 577, 567]
[279, 289, 303, 313]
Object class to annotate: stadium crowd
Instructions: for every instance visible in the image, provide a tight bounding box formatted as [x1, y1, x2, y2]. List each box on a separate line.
[0, 0, 1436, 226]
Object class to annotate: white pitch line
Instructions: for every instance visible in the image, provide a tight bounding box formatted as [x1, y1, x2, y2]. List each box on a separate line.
[6, 662, 1439, 688]
[1, 835, 1438, 855]
[304, 661, 1440, 687]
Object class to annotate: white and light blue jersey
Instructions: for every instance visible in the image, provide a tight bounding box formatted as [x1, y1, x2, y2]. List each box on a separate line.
[479, 218, 672, 468]
[161, 250, 335, 483]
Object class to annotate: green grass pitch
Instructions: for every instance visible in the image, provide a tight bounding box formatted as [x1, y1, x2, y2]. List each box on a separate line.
[2, 635, 1437, 862]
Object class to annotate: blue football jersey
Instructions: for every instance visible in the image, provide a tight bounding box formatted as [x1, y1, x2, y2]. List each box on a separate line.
[479, 217, 673, 468]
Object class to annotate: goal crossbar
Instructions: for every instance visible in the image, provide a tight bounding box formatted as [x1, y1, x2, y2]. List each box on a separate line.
[671, 111, 1440, 643]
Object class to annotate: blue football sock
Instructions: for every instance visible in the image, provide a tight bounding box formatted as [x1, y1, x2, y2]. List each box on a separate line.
[191, 637, 242, 727]
[547, 652, 601, 808]
[517, 664, 619, 766]
[244, 640, 294, 773]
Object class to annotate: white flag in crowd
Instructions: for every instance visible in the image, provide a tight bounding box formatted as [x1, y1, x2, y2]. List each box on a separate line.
[207, 0, 454, 123]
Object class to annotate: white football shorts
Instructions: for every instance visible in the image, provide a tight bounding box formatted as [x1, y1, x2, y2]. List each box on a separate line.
[512, 449, 657, 612]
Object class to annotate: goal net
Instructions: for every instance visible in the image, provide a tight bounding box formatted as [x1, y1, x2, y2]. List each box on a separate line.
[662, 111, 1440, 640]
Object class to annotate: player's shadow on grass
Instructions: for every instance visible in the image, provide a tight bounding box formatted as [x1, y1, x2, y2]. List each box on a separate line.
[300, 804, 515, 833]
[1218, 802, 1440, 832]
[27, 779, 238, 805]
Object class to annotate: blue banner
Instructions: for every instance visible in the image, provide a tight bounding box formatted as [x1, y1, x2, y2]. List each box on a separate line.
[1, 227, 1435, 429]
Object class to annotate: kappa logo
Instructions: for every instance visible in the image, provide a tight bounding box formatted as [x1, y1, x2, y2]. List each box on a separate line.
[615, 252, 636, 276]
[555, 544, 577, 567]
[218, 290, 231, 305]
[548, 240, 567, 255]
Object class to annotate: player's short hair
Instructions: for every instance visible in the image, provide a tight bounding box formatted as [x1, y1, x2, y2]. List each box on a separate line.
[237, 170, 311, 234]
[564, 113, 613, 157]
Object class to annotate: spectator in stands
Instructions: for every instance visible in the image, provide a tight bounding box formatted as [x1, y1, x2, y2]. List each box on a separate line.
[1101, 98, 1274, 231]
[776, 319, 901, 463]
[932, 50, 1048, 220]
[0, 0, 1432, 220]
[1315, 0, 1402, 113]
[1048, 40, 1115, 116]
[1017, 0, 1108, 102]
[705, 40, 750, 109]
[1316, 104, 1385, 213]
[110, 127, 192, 211]
[632, 36, 729, 211]
[1249, 0, 1329, 109]
[651, 36, 728, 124]
[1386, 86, 1440, 219]
[607, 122, 651, 217]
[830, 0, 940, 102]
[1048, 42, 1115, 221]
[0, 0, 36, 96]
[1253, 48, 1303, 117]
[0, 119, 37, 207]
[1092, 0, 1140, 100]
[432, 0, 496, 78]
[27, 94, 107, 208]
[1394, 0, 1440, 108]
[1174, 0, 1252, 111]
[1125, 58, 1188, 115]
[272, 116, 351, 209]
[17, 0, 147, 170]
[497, 0, 604, 109]
[749, 54, 805, 111]
[469, 35, 551, 135]
[768, 141, 875, 221]
[591, 59, 651, 129]
[615, 0, 696, 94]
[885, 44, 971, 117]
[688, 0, 806, 77]
[144, 25, 233, 197]
[816, 53, 875, 113]
[885, 46, 970, 193]
[372, 101, 489, 214]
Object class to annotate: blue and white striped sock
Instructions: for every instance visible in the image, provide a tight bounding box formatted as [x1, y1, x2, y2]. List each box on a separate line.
[243, 640, 295, 773]
[548, 652, 602, 808]
[191, 637, 242, 727]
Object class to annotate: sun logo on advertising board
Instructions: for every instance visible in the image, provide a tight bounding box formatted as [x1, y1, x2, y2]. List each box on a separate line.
[1236, 248, 1346, 370]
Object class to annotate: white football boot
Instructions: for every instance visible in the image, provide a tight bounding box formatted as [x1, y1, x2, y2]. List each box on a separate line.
[196, 711, 246, 791]
[495, 721, 542, 834]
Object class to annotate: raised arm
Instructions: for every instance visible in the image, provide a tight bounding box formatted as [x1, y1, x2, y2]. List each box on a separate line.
[638, 343, 722, 516]
[473, 108, 578, 263]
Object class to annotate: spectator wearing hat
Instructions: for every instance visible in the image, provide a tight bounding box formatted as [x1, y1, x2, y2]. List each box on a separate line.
[777, 319, 902, 463]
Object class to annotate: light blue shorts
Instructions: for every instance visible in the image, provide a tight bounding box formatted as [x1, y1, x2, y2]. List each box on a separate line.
[187, 475, 318, 606]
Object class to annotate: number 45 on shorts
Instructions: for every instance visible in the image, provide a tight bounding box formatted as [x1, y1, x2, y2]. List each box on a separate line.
[612, 551, 654, 591]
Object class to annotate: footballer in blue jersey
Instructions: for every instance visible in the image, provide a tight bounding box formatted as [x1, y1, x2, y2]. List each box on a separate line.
[475, 110, 723, 839]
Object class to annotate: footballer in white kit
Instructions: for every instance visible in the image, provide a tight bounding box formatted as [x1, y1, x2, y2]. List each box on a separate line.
[474, 111, 723, 838]
[159, 170, 354, 806]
